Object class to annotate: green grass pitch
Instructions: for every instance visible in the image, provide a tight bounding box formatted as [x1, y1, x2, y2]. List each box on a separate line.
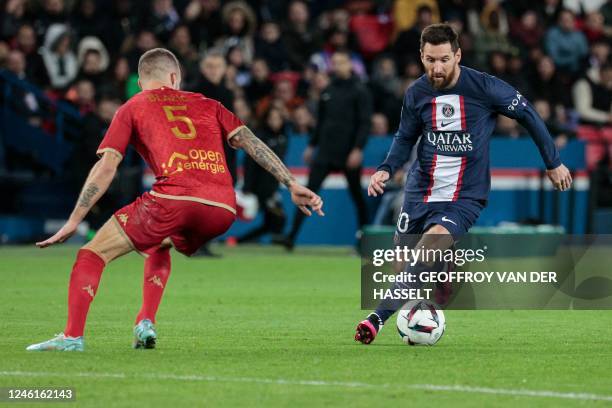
[0, 245, 611, 407]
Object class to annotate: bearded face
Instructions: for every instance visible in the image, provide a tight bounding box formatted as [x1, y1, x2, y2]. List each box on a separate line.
[421, 43, 461, 90]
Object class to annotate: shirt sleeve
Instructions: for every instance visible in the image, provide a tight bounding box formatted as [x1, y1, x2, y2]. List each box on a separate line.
[216, 101, 245, 143]
[378, 89, 422, 176]
[486, 74, 561, 170]
[96, 104, 133, 159]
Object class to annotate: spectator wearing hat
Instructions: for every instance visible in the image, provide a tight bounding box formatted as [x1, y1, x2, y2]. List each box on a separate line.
[40, 23, 77, 90]
[76, 36, 109, 87]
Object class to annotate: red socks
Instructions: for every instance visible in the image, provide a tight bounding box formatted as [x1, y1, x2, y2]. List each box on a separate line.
[64, 249, 105, 338]
[63, 247, 171, 337]
[135, 248, 171, 324]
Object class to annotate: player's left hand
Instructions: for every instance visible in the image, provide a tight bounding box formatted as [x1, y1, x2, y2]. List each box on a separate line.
[36, 221, 78, 248]
[546, 164, 572, 191]
[289, 183, 324, 216]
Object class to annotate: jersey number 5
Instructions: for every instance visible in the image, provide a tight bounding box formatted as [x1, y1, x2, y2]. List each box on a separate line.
[163, 105, 196, 140]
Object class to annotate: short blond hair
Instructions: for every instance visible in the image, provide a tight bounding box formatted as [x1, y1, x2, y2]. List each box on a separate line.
[138, 48, 181, 80]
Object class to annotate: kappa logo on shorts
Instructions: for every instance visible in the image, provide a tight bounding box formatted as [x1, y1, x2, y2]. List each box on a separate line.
[148, 275, 164, 288]
[117, 213, 129, 226]
[82, 284, 94, 298]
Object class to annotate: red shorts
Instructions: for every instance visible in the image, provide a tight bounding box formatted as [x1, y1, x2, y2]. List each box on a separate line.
[113, 192, 235, 256]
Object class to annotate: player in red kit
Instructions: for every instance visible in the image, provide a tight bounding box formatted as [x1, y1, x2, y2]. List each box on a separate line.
[26, 48, 324, 351]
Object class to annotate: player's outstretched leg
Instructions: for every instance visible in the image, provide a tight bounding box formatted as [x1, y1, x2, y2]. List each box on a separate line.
[133, 246, 171, 349]
[355, 257, 432, 344]
[354, 260, 450, 344]
[26, 249, 103, 351]
[355, 226, 453, 345]
[354, 260, 449, 344]
[27, 218, 132, 351]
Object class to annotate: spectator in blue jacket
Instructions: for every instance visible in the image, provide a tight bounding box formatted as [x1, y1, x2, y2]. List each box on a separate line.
[544, 9, 588, 75]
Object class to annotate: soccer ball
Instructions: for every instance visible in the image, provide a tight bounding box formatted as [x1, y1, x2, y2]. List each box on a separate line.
[396, 301, 446, 346]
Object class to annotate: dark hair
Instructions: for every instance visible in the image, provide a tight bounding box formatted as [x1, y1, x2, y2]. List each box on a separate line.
[265, 105, 284, 121]
[420, 23, 460, 52]
[263, 105, 285, 131]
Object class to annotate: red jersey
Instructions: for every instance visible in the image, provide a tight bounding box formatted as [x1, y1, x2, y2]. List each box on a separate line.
[97, 87, 244, 214]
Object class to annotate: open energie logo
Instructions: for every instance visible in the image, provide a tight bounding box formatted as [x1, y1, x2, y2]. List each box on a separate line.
[161, 149, 226, 176]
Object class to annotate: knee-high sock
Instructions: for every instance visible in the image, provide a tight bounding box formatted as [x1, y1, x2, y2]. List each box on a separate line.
[135, 248, 171, 324]
[64, 249, 106, 338]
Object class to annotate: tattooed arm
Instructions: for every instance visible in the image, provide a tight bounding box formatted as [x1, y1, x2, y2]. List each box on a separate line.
[36, 152, 122, 248]
[231, 127, 324, 216]
[231, 126, 295, 187]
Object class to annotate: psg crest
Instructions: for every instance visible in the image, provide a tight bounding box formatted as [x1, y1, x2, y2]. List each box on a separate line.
[442, 104, 455, 118]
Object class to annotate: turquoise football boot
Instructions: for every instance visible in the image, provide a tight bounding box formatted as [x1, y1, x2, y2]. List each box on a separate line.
[133, 319, 157, 349]
[26, 333, 84, 351]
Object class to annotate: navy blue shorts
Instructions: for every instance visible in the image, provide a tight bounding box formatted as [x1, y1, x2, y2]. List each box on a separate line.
[395, 199, 485, 240]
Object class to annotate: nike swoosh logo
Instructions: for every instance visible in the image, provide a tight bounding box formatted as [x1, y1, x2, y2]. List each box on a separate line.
[440, 121, 456, 127]
[441, 216, 457, 226]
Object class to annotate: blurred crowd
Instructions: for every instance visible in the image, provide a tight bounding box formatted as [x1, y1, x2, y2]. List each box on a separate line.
[0, 0, 610, 150]
[0, 0, 610, 240]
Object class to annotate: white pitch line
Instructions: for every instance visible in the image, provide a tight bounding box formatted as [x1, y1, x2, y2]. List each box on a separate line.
[0, 371, 126, 379]
[0, 371, 611, 402]
[410, 384, 612, 402]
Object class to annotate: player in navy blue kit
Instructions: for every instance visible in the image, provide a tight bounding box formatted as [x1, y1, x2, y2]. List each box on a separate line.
[355, 23, 573, 344]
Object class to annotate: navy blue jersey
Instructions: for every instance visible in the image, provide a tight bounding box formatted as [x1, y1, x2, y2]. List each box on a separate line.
[378, 66, 561, 203]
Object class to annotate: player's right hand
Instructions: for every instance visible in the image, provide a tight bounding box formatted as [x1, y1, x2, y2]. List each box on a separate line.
[289, 183, 324, 216]
[546, 164, 572, 191]
[368, 170, 390, 197]
[36, 221, 78, 248]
